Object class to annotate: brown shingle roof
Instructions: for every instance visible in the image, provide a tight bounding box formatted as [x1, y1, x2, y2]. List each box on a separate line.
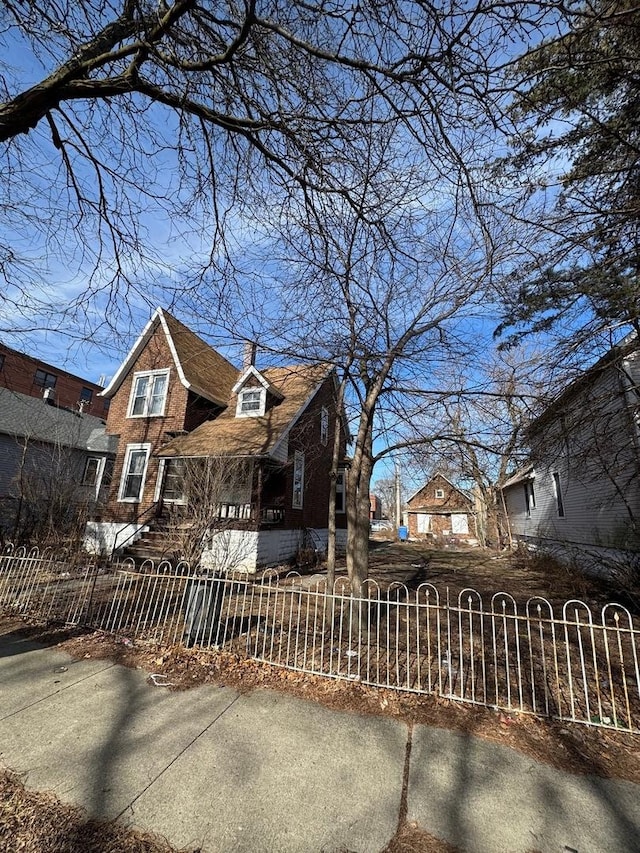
[100, 308, 239, 406]
[158, 363, 331, 459]
[162, 311, 239, 406]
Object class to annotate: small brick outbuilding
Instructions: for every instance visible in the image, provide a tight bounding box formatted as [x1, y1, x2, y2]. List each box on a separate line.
[405, 473, 477, 542]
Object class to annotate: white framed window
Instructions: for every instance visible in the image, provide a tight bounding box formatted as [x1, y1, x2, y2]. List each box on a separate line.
[83, 456, 112, 499]
[552, 472, 565, 518]
[435, 488, 445, 499]
[523, 481, 535, 518]
[417, 513, 431, 533]
[82, 456, 101, 487]
[118, 443, 151, 502]
[320, 407, 329, 445]
[292, 450, 305, 509]
[128, 370, 169, 418]
[451, 513, 469, 534]
[236, 387, 266, 417]
[335, 470, 345, 513]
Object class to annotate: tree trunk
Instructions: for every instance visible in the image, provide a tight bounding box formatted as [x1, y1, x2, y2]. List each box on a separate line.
[346, 424, 374, 593]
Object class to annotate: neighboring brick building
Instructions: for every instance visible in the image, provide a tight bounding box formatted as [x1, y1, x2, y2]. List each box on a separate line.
[85, 308, 349, 570]
[406, 473, 477, 542]
[0, 342, 107, 416]
[369, 494, 382, 520]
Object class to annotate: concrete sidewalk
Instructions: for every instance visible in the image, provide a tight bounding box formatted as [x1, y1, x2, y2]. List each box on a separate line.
[1, 631, 640, 853]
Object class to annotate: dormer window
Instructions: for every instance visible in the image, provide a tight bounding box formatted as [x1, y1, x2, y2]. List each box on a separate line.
[237, 387, 265, 417]
[232, 365, 283, 418]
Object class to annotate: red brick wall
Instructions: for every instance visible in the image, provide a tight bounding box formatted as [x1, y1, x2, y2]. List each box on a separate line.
[370, 495, 382, 519]
[285, 375, 348, 530]
[0, 343, 106, 416]
[407, 474, 472, 512]
[104, 325, 189, 521]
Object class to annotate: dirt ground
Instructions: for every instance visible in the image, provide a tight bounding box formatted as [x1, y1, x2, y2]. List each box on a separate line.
[363, 541, 629, 610]
[2, 543, 640, 853]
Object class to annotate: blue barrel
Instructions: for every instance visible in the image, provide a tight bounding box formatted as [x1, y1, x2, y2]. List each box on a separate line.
[398, 525, 408, 542]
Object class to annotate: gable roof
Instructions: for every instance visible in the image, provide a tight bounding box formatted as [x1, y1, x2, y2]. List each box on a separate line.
[528, 334, 639, 435]
[0, 388, 117, 453]
[501, 465, 535, 490]
[158, 363, 332, 459]
[406, 472, 472, 507]
[232, 365, 284, 399]
[100, 308, 239, 407]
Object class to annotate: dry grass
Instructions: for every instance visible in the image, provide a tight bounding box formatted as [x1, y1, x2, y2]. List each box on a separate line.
[0, 768, 195, 853]
[382, 822, 460, 853]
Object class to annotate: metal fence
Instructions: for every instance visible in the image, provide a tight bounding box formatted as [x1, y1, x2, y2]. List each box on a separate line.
[1, 544, 639, 734]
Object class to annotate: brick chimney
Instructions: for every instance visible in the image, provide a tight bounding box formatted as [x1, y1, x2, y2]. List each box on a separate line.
[243, 341, 257, 371]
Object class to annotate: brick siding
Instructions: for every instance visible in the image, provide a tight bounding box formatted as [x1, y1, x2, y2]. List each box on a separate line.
[0, 343, 106, 416]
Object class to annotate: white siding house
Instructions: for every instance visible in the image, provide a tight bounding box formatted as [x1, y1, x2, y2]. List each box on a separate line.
[502, 339, 640, 565]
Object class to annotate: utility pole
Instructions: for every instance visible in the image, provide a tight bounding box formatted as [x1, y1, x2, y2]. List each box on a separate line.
[395, 463, 402, 529]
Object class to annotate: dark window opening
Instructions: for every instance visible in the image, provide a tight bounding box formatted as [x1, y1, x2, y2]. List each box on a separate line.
[82, 457, 100, 486]
[34, 369, 57, 389]
[523, 481, 535, 517]
[80, 387, 93, 403]
[163, 459, 186, 502]
[552, 472, 565, 518]
[102, 457, 114, 487]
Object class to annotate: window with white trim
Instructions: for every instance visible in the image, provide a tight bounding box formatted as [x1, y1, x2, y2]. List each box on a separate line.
[435, 488, 445, 499]
[552, 472, 565, 518]
[82, 456, 101, 487]
[320, 407, 329, 445]
[119, 444, 151, 501]
[292, 451, 305, 509]
[128, 370, 169, 417]
[523, 481, 535, 517]
[236, 387, 266, 417]
[102, 457, 114, 487]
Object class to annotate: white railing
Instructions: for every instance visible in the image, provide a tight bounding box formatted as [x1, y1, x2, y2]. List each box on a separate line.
[1, 544, 639, 733]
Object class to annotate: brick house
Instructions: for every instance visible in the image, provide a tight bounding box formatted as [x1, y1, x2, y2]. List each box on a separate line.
[0, 342, 107, 417]
[405, 473, 477, 542]
[84, 308, 349, 570]
[369, 494, 382, 520]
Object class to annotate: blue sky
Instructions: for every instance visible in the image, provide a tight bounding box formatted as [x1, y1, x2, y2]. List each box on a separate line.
[2, 3, 622, 496]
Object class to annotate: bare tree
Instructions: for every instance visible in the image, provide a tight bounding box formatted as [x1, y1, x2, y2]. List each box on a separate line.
[160, 455, 255, 567]
[0, 2, 583, 588]
[5, 432, 107, 548]
[206, 112, 516, 590]
[398, 346, 551, 546]
[0, 2, 567, 340]
[373, 476, 402, 522]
